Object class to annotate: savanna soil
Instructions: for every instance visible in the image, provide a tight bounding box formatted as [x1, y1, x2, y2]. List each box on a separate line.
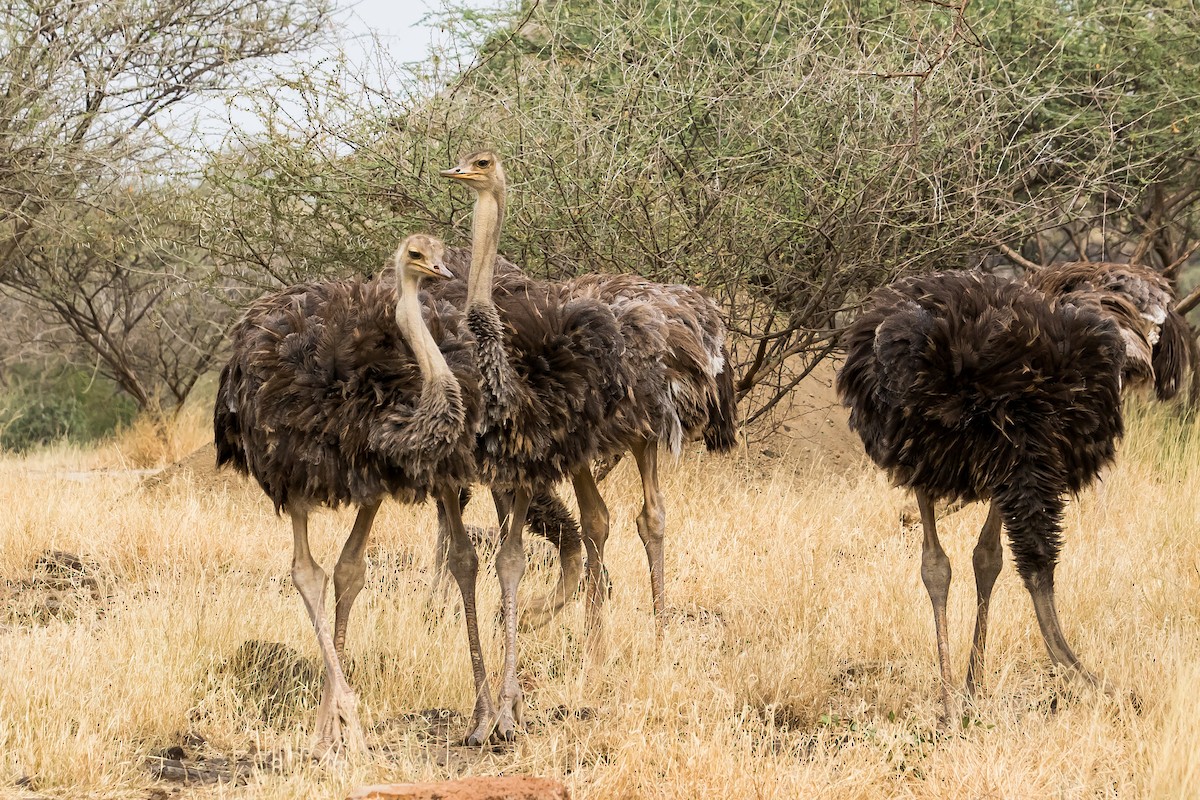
[0, 395, 1197, 799]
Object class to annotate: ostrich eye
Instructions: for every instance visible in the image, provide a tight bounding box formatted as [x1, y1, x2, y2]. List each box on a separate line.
[476, 159, 490, 168]
[408, 250, 421, 260]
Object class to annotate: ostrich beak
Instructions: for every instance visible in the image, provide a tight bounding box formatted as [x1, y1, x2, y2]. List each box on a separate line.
[432, 260, 453, 278]
[440, 167, 468, 180]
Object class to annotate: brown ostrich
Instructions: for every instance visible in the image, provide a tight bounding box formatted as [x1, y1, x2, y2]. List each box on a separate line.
[1025, 260, 1197, 402]
[438, 151, 629, 743]
[556, 273, 737, 643]
[434, 151, 737, 648]
[213, 235, 488, 755]
[837, 270, 1127, 724]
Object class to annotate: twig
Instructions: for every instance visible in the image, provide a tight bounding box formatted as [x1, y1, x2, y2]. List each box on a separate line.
[1164, 240, 1200, 281]
[448, 0, 541, 101]
[1174, 281, 1200, 317]
[993, 240, 1043, 272]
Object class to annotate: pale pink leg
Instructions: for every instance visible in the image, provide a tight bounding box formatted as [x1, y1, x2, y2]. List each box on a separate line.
[290, 508, 365, 757]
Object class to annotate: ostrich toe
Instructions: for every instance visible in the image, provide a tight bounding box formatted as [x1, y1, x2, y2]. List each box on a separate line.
[492, 686, 524, 742]
[310, 684, 365, 759]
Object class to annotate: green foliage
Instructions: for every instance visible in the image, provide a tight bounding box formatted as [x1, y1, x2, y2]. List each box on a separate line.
[196, 0, 1200, 423]
[3, 185, 239, 415]
[0, 366, 138, 452]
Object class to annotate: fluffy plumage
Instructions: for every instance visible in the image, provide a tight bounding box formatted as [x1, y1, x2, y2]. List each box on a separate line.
[1026, 261, 1194, 401]
[838, 270, 1125, 578]
[565, 273, 737, 456]
[432, 270, 628, 487]
[356, 246, 587, 550]
[214, 277, 480, 511]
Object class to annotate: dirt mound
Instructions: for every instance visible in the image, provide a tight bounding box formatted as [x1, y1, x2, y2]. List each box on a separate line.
[141, 442, 254, 496]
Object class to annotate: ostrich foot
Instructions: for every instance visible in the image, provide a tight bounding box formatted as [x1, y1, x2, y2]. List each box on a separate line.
[310, 685, 366, 760]
[934, 701, 958, 733]
[463, 703, 496, 747]
[1057, 662, 1141, 713]
[492, 686, 525, 743]
[521, 546, 585, 630]
[520, 588, 573, 630]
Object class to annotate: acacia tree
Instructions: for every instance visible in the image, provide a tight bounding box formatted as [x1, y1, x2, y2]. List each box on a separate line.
[197, 0, 1200, 428]
[0, 0, 331, 416]
[2, 187, 235, 413]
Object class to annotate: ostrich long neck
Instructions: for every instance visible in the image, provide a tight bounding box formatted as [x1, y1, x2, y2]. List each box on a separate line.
[395, 270, 453, 384]
[465, 187, 504, 309]
[463, 182, 518, 419]
[388, 267, 466, 452]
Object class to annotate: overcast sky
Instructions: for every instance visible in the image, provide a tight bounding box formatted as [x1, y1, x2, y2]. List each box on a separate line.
[341, 0, 468, 65]
[172, 0, 495, 149]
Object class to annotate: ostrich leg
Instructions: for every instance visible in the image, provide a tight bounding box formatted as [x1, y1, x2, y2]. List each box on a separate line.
[965, 502, 1003, 700]
[427, 500, 454, 609]
[916, 491, 955, 726]
[520, 487, 585, 628]
[333, 501, 382, 659]
[572, 467, 611, 661]
[494, 487, 531, 741]
[289, 509, 365, 758]
[491, 487, 513, 539]
[438, 488, 496, 746]
[1026, 568, 1100, 684]
[631, 437, 667, 636]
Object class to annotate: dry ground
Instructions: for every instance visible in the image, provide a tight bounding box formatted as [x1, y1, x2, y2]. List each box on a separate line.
[0, 400, 1198, 799]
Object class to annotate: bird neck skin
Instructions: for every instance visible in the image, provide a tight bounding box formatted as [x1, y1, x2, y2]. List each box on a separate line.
[465, 187, 504, 309]
[395, 270, 453, 384]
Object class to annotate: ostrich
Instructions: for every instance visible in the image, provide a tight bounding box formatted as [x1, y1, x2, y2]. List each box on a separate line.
[836, 270, 1127, 724]
[438, 151, 628, 743]
[555, 273, 737, 639]
[427, 233, 586, 615]
[213, 235, 489, 755]
[435, 152, 737, 644]
[1025, 260, 1197, 402]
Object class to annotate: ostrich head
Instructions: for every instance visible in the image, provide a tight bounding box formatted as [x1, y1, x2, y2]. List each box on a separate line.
[393, 234, 452, 281]
[439, 150, 505, 193]
[439, 151, 506, 309]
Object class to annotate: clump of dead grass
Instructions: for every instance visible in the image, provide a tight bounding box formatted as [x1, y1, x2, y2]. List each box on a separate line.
[109, 406, 212, 469]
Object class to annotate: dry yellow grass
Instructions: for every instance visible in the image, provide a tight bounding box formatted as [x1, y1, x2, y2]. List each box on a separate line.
[1, 403, 1198, 799]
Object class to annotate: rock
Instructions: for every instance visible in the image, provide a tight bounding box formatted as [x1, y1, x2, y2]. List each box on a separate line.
[347, 776, 570, 800]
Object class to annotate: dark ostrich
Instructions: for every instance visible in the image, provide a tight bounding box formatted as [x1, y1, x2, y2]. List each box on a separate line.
[438, 151, 628, 743]
[836, 270, 1127, 722]
[431, 245, 587, 617]
[436, 152, 737, 648]
[213, 235, 488, 755]
[1025, 260, 1197, 402]
[557, 272, 738, 642]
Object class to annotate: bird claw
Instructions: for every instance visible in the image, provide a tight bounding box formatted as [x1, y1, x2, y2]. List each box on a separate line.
[492, 688, 524, 743]
[309, 690, 366, 760]
[463, 718, 493, 747]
